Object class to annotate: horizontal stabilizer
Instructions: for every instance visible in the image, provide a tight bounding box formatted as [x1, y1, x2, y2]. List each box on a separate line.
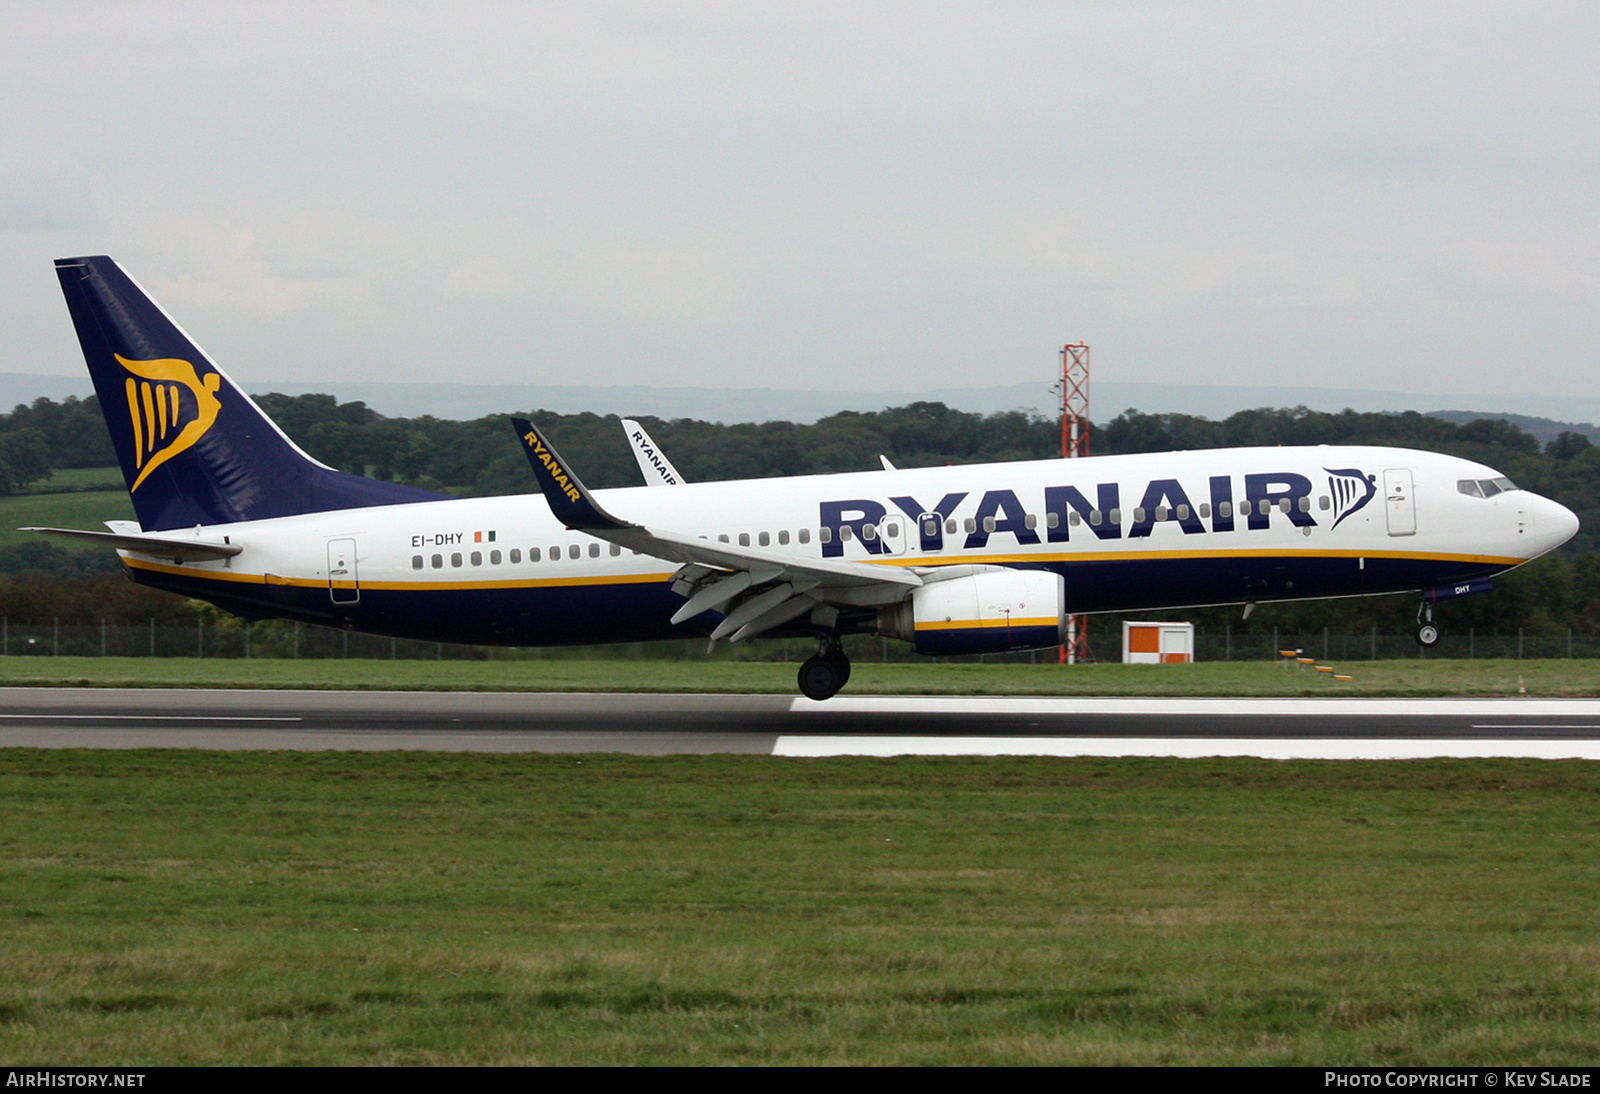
[22, 526, 242, 563]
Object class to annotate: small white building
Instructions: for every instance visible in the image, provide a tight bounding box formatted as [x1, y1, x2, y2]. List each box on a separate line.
[1121, 621, 1195, 664]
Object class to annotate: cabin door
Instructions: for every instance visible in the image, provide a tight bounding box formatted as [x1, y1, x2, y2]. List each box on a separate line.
[328, 538, 360, 604]
[1383, 469, 1416, 537]
[876, 515, 911, 557]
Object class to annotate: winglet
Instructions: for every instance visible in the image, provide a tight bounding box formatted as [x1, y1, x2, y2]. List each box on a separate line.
[621, 418, 687, 486]
[511, 418, 634, 531]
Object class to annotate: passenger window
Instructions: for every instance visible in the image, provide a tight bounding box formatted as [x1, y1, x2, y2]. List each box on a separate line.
[946, 519, 957, 535]
[982, 516, 995, 533]
[490, 550, 502, 564]
[718, 534, 730, 543]
[1318, 496, 1330, 511]
[588, 543, 599, 558]
[1153, 507, 1166, 521]
[610, 544, 621, 556]
[550, 545, 560, 560]
[739, 533, 750, 546]
[568, 544, 580, 560]
[1109, 508, 1121, 524]
[1297, 497, 1310, 513]
[778, 530, 790, 545]
[1089, 510, 1101, 526]
[759, 531, 770, 546]
[885, 522, 899, 539]
[1023, 514, 1037, 530]
[412, 555, 423, 570]
[470, 551, 482, 566]
[1069, 512, 1081, 527]
[818, 528, 831, 544]
[1134, 508, 1147, 523]
[799, 529, 811, 544]
[1199, 503, 1211, 519]
[1218, 502, 1231, 519]
[964, 518, 976, 533]
[1176, 505, 1189, 520]
[1279, 499, 1291, 513]
[511, 549, 523, 563]
[431, 554, 443, 569]
[1046, 512, 1060, 530]
[840, 525, 854, 541]
[451, 553, 463, 567]
[861, 524, 876, 541]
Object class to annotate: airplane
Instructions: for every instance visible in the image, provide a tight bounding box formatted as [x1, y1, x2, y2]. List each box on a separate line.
[32, 255, 1580, 700]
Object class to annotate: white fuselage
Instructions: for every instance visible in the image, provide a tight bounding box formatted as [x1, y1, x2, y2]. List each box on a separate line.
[114, 444, 1578, 647]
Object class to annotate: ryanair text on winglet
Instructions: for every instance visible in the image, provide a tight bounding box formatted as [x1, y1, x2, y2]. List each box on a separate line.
[523, 430, 583, 503]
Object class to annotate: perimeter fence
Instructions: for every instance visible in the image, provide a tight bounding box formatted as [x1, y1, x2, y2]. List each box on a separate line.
[1, 618, 1597, 663]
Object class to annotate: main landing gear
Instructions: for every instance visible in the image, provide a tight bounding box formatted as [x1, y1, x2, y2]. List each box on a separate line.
[1415, 603, 1441, 648]
[798, 635, 852, 701]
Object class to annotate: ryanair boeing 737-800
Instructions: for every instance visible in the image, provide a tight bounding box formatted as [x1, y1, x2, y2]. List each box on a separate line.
[30, 256, 1579, 699]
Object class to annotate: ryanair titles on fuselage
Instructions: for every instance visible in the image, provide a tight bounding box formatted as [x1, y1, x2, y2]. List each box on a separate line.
[818, 467, 1379, 557]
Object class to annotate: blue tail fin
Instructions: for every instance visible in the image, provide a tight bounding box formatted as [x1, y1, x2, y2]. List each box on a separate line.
[54, 256, 447, 531]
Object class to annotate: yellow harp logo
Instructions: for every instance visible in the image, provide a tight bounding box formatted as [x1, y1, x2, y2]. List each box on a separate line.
[116, 353, 223, 492]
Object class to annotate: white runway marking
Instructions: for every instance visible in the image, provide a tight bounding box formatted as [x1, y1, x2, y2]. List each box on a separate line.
[773, 737, 1600, 759]
[790, 697, 1600, 716]
[0, 714, 303, 722]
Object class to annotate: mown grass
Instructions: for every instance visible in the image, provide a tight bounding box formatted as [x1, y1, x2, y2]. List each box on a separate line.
[1, 750, 1598, 1064]
[21, 467, 125, 494]
[0, 655, 1597, 696]
[0, 488, 132, 550]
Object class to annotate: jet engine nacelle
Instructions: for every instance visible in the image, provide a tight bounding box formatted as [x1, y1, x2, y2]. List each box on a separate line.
[877, 568, 1066, 655]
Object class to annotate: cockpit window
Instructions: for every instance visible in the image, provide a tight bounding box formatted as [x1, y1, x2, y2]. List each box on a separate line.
[1459, 477, 1519, 498]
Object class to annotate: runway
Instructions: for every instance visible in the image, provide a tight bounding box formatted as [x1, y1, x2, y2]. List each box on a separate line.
[4, 688, 1600, 758]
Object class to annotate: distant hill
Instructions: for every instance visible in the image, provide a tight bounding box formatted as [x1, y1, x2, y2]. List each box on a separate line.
[3, 370, 1597, 438]
[1428, 411, 1597, 447]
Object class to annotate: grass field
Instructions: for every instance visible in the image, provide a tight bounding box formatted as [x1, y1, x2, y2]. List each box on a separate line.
[22, 467, 125, 493]
[0, 655, 1597, 696]
[1, 750, 1597, 1065]
[0, 487, 131, 551]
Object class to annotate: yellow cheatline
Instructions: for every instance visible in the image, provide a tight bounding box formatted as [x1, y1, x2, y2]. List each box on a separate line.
[123, 557, 675, 592]
[914, 617, 1059, 632]
[876, 547, 1526, 567]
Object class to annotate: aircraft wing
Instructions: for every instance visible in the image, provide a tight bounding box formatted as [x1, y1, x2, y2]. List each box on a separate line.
[22, 526, 243, 563]
[513, 418, 919, 642]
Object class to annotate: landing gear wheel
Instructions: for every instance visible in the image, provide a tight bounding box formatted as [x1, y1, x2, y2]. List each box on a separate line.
[798, 654, 849, 701]
[1415, 602, 1439, 648]
[799, 635, 852, 701]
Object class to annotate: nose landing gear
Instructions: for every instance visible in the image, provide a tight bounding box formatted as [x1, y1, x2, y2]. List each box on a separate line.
[1415, 603, 1441, 648]
[798, 635, 852, 701]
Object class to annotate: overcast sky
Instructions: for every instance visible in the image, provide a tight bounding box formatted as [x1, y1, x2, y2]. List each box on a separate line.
[2, 2, 1595, 403]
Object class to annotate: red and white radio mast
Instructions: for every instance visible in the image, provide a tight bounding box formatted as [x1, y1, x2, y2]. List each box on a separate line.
[1058, 343, 1092, 664]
